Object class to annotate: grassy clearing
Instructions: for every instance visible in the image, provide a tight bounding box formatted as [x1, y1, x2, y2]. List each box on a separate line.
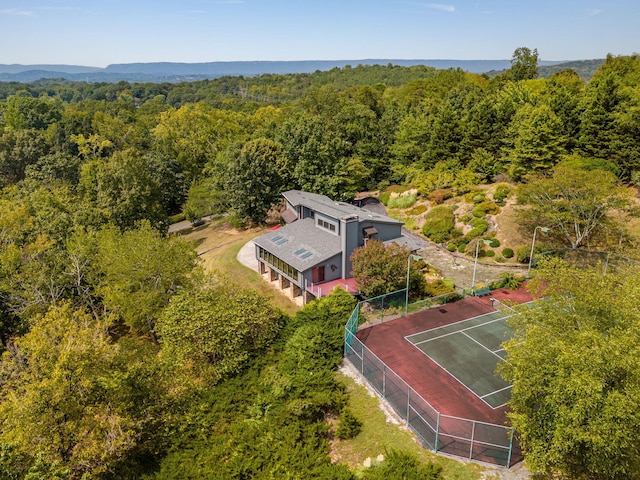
[333, 372, 491, 480]
[176, 218, 301, 317]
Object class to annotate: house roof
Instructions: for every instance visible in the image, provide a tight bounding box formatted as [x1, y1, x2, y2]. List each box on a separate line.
[253, 218, 342, 271]
[282, 190, 403, 226]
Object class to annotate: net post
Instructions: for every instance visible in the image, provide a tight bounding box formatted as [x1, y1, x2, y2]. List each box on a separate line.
[406, 387, 411, 423]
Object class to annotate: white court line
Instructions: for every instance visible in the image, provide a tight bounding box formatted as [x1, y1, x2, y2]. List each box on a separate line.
[405, 310, 510, 343]
[461, 331, 507, 362]
[408, 316, 509, 348]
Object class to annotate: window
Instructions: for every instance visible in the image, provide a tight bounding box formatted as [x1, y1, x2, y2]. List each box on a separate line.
[317, 218, 336, 233]
[258, 247, 299, 281]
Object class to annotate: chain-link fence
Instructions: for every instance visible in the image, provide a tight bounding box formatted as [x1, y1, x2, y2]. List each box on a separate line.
[359, 288, 466, 326]
[344, 319, 517, 468]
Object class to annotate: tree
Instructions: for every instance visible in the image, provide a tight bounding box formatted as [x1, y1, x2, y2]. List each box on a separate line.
[504, 104, 567, 180]
[500, 258, 640, 479]
[517, 165, 630, 249]
[93, 222, 198, 337]
[224, 138, 285, 224]
[156, 280, 285, 382]
[350, 240, 426, 299]
[0, 304, 144, 478]
[510, 47, 539, 81]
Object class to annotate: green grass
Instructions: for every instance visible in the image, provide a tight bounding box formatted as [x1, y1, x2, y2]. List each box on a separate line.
[334, 372, 487, 480]
[178, 218, 301, 317]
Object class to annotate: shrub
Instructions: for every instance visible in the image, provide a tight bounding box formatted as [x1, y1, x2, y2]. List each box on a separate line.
[486, 250, 496, 257]
[516, 245, 531, 263]
[336, 408, 362, 440]
[379, 191, 391, 206]
[502, 247, 514, 258]
[473, 200, 500, 217]
[457, 243, 467, 253]
[446, 243, 457, 252]
[493, 183, 512, 203]
[406, 204, 427, 216]
[464, 217, 489, 241]
[424, 279, 455, 297]
[428, 188, 454, 204]
[422, 205, 455, 243]
[387, 194, 417, 209]
[471, 205, 486, 218]
[489, 238, 500, 248]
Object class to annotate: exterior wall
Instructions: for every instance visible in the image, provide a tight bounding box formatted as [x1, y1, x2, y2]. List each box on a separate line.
[300, 252, 342, 289]
[359, 222, 402, 244]
[341, 217, 360, 278]
[315, 212, 339, 236]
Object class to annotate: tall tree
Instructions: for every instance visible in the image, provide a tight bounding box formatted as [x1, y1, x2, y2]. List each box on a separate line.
[501, 259, 640, 479]
[510, 47, 539, 81]
[224, 138, 286, 224]
[517, 165, 630, 249]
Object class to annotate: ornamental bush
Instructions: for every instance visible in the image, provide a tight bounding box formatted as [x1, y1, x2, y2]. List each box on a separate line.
[502, 247, 514, 258]
[516, 245, 531, 263]
[422, 205, 455, 243]
[336, 408, 362, 440]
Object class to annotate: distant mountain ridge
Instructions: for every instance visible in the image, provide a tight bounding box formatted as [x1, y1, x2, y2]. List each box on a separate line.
[0, 59, 598, 83]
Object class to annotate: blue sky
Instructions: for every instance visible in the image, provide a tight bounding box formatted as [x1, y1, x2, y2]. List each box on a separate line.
[1, 1, 638, 67]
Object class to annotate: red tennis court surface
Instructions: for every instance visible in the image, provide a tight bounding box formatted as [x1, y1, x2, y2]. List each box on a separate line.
[355, 286, 534, 457]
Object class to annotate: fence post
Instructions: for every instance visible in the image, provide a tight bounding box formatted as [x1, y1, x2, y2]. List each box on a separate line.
[434, 412, 440, 452]
[469, 421, 476, 459]
[406, 388, 411, 423]
[506, 427, 514, 468]
[383, 364, 386, 398]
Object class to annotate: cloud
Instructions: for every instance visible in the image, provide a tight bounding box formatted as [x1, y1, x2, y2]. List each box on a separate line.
[587, 8, 603, 16]
[404, 2, 455, 13]
[424, 3, 455, 13]
[0, 8, 33, 16]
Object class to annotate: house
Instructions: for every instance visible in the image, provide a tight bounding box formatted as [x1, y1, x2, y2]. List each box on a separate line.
[254, 190, 404, 303]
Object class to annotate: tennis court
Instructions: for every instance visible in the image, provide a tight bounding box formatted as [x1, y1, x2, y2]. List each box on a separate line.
[405, 310, 513, 409]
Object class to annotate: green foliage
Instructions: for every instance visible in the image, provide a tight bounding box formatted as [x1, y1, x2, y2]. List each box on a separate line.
[457, 243, 467, 253]
[464, 217, 489, 241]
[157, 279, 285, 383]
[361, 449, 443, 480]
[427, 188, 454, 204]
[350, 240, 426, 299]
[405, 204, 427, 216]
[492, 183, 512, 203]
[489, 237, 500, 247]
[421, 205, 455, 243]
[517, 165, 630, 249]
[387, 193, 417, 209]
[516, 245, 531, 263]
[446, 243, 456, 252]
[424, 279, 455, 297]
[501, 260, 640, 479]
[379, 191, 391, 206]
[485, 249, 495, 257]
[336, 408, 362, 440]
[93, 222, 198, 336]
[502, 247, 514, 258]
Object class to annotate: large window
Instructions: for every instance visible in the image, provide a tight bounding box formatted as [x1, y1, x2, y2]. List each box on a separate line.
[258, 246, 299, 281]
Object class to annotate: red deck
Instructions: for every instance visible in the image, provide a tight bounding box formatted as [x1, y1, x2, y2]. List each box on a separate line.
[307, 277, 358, 298]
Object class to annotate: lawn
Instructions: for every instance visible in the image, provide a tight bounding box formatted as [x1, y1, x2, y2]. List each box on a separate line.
[176, 217, 301, 317]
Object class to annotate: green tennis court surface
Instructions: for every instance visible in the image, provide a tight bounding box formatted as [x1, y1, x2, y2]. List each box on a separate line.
[406, 311, 513, 409]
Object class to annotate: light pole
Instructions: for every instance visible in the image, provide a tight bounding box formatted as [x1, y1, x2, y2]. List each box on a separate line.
[405, 254, 423, 316]
[527, 226, 551, 277]
[471, 239, 492, 295]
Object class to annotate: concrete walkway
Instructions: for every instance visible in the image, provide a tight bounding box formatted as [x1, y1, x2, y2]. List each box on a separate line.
[236, 238, 258, 270]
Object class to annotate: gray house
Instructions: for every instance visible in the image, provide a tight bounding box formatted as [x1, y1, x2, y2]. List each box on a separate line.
[254, 190, 404, 303]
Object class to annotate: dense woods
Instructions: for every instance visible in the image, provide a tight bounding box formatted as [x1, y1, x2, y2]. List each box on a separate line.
[1, 52, 640, 478]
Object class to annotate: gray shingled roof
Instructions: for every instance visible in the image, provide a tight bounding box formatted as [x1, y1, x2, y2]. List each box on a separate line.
[283, 190, 402, 225]
[253, 218, 342, 271]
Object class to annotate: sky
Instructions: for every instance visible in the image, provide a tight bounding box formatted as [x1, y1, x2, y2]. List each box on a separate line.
[0, 0, 638, 67]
